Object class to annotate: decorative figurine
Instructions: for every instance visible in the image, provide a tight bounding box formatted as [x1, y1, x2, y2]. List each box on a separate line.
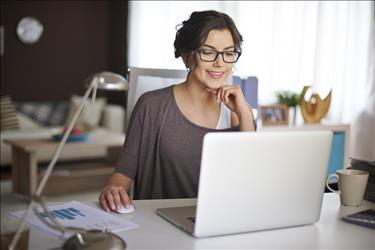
[300, 86, 332, 123]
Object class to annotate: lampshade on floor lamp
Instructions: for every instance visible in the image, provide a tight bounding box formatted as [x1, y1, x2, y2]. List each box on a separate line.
[9, 72, 128, 250]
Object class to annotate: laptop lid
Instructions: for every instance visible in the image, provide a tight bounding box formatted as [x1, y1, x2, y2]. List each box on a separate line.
[195, 131, 332, 237]
[157, 131, 333, 238]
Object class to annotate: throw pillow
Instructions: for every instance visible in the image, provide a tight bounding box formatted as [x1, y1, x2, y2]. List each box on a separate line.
[16, 101, 70, 127]
[65, 94, 107, 130]
[0, 95, 20, 131]
[18, 113, 42, 129]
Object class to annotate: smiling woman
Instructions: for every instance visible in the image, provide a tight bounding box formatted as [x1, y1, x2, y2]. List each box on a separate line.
[98, 10, 256, 211]
[128, 2, 374, 133]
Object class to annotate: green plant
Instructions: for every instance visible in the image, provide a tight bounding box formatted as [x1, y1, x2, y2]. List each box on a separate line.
[276, 90, 301, 107]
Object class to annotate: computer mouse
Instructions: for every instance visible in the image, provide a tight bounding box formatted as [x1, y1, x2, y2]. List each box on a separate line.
[114, 203, 135, 214]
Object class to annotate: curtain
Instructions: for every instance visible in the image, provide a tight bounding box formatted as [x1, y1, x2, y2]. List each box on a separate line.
[128, 1, 375, 160]
[351, 7, 375, 161]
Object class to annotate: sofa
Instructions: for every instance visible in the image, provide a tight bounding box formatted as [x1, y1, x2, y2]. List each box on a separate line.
[0, 95, 126, 167]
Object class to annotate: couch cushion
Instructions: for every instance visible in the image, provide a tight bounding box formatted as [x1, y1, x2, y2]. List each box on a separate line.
[0, 96, 20, 131]
[17, 112, 42, 129]
[16, 101, 69, 127]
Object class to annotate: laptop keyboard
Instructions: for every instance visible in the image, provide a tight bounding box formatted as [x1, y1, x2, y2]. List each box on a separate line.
[342, 209, 375, 229]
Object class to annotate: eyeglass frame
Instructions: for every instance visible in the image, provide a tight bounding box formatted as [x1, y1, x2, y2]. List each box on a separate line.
[194, 48, 242, 63]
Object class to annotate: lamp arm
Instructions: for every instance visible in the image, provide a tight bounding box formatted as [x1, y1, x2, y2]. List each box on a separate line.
[36, 80, 97, 195]
[9, 78, 99, 250]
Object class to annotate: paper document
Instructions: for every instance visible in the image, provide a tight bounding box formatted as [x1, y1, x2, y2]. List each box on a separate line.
[11, 201, 138, 239]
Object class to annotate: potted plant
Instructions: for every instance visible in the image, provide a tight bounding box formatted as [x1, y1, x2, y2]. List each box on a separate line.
[275, 90, 301, 125]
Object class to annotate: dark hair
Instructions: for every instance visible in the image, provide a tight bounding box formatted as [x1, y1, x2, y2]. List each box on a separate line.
[174, 10, 243, 60]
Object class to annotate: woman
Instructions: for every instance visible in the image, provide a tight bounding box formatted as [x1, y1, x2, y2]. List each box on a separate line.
[99, 10, 256, 212]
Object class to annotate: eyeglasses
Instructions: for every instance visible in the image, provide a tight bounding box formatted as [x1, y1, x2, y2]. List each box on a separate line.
[196, 48, 241, 63]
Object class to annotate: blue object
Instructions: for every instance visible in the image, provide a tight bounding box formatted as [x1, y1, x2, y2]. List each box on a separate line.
[52, 133, 89, 142]
[327, 132, 345, 175]
[233, 76, 258, 108]
[39, 207, 86, 220]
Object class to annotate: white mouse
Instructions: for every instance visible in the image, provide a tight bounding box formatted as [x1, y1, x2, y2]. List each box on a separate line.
[114, 203, 135, 214]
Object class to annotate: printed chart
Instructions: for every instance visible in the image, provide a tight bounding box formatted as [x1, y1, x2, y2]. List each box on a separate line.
[12, 201, 138, 238]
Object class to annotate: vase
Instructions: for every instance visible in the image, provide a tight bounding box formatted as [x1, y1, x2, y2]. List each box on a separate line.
[289, 106, 297, 125]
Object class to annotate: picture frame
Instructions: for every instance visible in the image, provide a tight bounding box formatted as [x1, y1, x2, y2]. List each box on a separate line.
[259, 104, 289, 126]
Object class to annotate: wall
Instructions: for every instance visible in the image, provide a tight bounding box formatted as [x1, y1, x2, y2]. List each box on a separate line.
[0, 1, 128, 106]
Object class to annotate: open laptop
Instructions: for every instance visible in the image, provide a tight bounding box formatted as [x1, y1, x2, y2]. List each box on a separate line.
[156, 131, 333, 238]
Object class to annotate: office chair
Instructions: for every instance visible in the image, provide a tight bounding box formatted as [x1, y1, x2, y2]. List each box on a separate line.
[233, 75, 259, 119]
[126, 67, 187, 129]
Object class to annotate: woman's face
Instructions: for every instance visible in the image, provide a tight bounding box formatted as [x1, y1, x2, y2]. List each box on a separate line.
[189, 28, 235, 89]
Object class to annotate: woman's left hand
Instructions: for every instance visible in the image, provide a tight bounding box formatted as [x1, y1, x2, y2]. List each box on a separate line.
[206, 85, 251, 116]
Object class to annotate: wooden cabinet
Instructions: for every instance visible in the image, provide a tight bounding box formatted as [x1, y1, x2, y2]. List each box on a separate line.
[259, 123, 350, 175]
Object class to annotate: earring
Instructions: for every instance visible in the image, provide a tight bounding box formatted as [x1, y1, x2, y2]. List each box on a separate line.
[186, 67, 191, 73]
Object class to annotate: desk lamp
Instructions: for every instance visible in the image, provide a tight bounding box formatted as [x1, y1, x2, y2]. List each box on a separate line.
[9, 72, 128, 250]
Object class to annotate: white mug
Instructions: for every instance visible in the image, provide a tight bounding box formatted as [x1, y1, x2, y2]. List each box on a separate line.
[326, 169, 369, 207]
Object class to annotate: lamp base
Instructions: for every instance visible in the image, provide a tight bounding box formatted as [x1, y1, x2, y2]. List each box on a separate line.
[62, 230, 126, 250]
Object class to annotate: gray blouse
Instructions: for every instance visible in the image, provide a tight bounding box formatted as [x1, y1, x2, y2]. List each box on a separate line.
[115, 85, 239, 199]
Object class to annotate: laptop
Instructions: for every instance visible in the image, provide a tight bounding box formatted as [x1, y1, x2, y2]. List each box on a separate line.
[156, 131, 333, 238]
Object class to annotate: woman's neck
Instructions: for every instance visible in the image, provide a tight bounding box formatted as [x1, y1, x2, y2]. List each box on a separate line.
[180, 78, 216, 108]
[173, 77, 221, 129]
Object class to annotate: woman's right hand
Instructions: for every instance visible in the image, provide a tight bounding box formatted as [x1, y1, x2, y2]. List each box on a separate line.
[99, 185, 132, 212]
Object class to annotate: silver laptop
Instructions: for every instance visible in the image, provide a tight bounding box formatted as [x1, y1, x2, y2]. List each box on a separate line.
[156, 131, 333, 238]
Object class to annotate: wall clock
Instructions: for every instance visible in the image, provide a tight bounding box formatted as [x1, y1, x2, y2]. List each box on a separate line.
[16, 16, 44, 44]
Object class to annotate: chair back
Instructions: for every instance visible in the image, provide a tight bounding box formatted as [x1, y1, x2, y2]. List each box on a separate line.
[126, 67, 187, 128]
[232, 76, 259, 109]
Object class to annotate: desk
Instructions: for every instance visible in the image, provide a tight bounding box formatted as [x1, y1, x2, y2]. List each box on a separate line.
[29, 193, 374, 249]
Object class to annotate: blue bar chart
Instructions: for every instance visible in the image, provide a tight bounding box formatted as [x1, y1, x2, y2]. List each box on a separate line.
[39, 207, 86, 220]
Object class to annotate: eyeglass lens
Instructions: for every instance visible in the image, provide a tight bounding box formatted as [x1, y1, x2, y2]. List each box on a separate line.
[198, 49, 240, 63]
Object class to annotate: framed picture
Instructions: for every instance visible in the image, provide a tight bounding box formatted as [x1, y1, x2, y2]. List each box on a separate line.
[259, 104, 289, 126]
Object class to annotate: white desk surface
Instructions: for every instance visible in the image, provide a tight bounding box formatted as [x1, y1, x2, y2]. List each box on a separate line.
[29, 193, 375, 249]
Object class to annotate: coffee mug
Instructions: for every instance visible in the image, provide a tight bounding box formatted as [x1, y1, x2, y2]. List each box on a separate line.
[326, 169, 369, 207]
